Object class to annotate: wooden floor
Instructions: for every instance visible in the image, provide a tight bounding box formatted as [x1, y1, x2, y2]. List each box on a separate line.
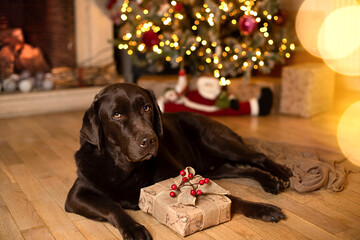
[0, 87, 359, 240]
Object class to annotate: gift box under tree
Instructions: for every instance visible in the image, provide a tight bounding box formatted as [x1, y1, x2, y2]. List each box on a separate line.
[138, 167, 231, 237]
[279, 63, 335, 118]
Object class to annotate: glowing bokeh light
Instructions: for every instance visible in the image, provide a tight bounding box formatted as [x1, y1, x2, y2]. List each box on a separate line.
[337, 101, 360, 166]
[295, 0, 359, 58]
[322, 45, 360, 76]
[319, 6, 360, 76]
[318, 6, 360, 60]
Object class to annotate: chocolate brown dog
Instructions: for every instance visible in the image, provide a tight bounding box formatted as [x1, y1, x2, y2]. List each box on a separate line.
[65, 83, 292, 240]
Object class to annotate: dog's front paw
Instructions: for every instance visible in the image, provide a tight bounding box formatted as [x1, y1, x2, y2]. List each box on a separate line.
[260, 174, 288, 195]
[266, 161, 293, 182]
[230, 196, 286, 222]
[276, 164, 293, 181]
[244, 203, 286, 223]
[121, 223, 152, 240]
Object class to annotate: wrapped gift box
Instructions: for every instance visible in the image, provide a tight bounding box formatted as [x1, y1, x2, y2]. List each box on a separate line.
[138, 167, 231, 237]
[280, 63, 335, 118]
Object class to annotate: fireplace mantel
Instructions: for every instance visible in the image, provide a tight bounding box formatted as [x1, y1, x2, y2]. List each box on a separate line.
[0, 86, 104, 119]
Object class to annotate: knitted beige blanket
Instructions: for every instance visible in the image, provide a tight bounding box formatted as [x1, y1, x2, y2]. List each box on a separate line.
[243, 138, 360, 192]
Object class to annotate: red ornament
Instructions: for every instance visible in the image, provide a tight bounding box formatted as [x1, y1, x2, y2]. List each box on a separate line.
[239, 15, 258, 35]
[171, 184, 177, 190]
[142, 30, 159, 48]
[174, 3, 183, 12]
[180, 170, 186, 176]
[196, 190, 202, 195]
[188, 173, 194, 179]
[204, 178, 210, 184]
[274, 10, 287, 25]
[190, 189, 196, 195]
[199, 180, 204, 185]
[183, 177, 188, 182]
[170, 191, 176, 197]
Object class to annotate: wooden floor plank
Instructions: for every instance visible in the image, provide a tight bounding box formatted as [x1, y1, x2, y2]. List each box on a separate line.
[73, 219, 120, 240]
[335, 188, 360, 204]
[0, 183, 44, 231]
[13, 148, 54, 179]
[18, 117, 78, 166]
[33, 144, 77, 189]
[202, 224, 246, 240]
[346, 180, 360, 194]
[238, 216, 310, 240]
[141, 223, 183, 240]
[348, 173, 360, 184]
[0, 140, 23, 166]
[39, 176, 83, 222]
[35, 115, 80, 152]
[281, 210, 340, 240]
[16, 124, 78, 188]
[305, 198, 360, 229]
[0, 206, 24, 240]
[0, 120, 15, 141]
[223, 217, 267, 240]
[336, 228, 360, 240]
[22, 227, 55, 240]
[31, 199, 86, 240]
[266, 194, 349, 235]
[184, 231, 216, 240]
[314, 191, 360, 217]
[8, 164, 50, 201]
[0, 160, 13, 185]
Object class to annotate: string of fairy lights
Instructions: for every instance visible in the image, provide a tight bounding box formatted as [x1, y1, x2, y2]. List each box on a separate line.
[116, 0, 295, 86]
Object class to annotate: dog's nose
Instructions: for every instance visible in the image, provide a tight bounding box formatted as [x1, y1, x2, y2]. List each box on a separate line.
[139, 137, 155, 148]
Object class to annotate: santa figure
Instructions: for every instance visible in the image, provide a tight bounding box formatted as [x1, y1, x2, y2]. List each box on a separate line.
[158, 75, 273, 116]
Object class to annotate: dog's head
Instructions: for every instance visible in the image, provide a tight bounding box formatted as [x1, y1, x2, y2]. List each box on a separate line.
[80, 83, 163, 164]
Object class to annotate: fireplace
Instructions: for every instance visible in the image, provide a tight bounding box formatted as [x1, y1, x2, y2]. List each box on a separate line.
[0, 0, 119, 118]
[0, 0, 76, 70]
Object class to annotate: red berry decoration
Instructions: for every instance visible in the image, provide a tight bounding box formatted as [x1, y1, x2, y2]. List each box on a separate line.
[188, 173, 194, 179]
[170, 191, 176, 197]
[204, 178, 210, 184]
[190, 189, 196, 195]
[182, 177, 188, 182]
[180, 170, 186, 176]
[199, 180, 204, 185]
[196, 190, 202, 195]
[171, 184, 177, 190]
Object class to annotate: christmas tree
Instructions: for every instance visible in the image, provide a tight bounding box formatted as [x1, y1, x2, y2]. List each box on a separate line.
[109, 0, 295, 85]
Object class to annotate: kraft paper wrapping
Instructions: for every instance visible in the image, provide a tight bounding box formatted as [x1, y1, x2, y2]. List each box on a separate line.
[280, 63, 335, 118]
[138, 168, 231, 237]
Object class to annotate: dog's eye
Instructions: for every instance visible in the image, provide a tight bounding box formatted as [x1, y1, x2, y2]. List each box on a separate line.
[113, 112, 121, 118]
[143, 105, 151, 112]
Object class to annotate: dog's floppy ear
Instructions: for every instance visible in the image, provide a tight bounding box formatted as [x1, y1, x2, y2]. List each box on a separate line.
[80, 94, 103, 150]
[146, 89, 163, 138]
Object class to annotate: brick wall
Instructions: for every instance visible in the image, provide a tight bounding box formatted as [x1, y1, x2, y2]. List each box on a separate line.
[0, 0, 76, 68]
